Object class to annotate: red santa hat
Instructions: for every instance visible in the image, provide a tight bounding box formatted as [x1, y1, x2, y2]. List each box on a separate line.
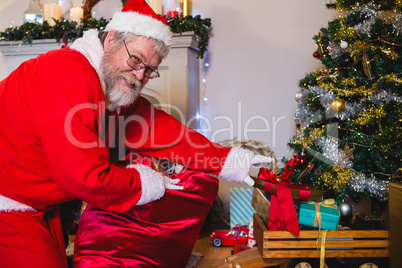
[105, 0, 172, 45]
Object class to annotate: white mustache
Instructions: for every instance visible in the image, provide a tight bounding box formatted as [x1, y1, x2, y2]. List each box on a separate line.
[122, 74, 142, 89]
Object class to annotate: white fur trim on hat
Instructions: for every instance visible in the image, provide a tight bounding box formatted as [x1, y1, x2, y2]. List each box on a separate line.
[219, 147, 255, 183]
[0, 194, 36, 212]
[105, 12, 172, 45]
[126, 164, 166, 206]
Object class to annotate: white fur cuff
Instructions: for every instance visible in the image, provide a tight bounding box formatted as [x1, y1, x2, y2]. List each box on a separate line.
[126, 164, 166, 206]
[0, 194, 36, 212]
[218, 147, 254, 183]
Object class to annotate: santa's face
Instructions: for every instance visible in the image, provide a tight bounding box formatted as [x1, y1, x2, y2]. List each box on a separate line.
[101, 33, 162, 108]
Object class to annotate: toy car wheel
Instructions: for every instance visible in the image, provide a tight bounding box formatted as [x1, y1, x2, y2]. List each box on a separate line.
[212, 238, 222, 247]
[287, 258, 315, 268]
[354, 258, 386, 268]
[356, 263, 379, 268]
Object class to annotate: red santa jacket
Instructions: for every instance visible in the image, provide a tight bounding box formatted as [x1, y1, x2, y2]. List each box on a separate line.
[0, 30, 253, 213]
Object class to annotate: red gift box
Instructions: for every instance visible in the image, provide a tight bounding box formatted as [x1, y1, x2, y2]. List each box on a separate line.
[166, 10, 180, 17]
[250, 158, 324, 236]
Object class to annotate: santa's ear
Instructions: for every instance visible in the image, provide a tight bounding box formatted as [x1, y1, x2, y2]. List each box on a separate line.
[104, 30, 117, 53]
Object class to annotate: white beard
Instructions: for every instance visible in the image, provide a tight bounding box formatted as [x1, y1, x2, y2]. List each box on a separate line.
[107, 82, 140, 107]
[101, 50, 142, 108]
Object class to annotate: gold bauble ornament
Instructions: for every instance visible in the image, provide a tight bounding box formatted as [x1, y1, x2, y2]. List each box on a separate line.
[331, 98, 346, 112]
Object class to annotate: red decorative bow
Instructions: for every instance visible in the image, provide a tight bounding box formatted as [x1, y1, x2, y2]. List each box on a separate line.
[258, 158, 299, 236]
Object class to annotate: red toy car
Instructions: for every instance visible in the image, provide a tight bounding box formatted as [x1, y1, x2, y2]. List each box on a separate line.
[210, 224, 250, 247]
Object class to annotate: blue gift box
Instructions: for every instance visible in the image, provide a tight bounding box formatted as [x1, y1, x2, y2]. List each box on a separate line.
[298, 200, 340, 230]
[230, 187, 256, 228]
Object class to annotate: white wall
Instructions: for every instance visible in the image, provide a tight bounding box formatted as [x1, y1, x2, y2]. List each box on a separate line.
[0, 0, 336, 207]
[0, 0, 29, 29]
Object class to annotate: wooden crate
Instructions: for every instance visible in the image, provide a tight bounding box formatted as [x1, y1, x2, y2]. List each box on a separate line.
[253, 213, 389, 259]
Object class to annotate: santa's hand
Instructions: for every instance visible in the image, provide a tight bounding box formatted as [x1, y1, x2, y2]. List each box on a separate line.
[244, 155, 275, 187]
[127, 164, 184, 206]
[218, 148, 273, 186]
[163, 177, 183, 190]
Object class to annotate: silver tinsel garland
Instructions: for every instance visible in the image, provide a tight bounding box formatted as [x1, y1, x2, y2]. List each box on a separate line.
[393, 12, 402, 35]
[349, 172, 390, 201]
[294, 90, 312, 127]
[311, 134, 389, 201]
[350, 2, 402, 36]
[316, 136, 353, 169]
[368, 89, 402, 105]
[314, 134, 390, 201]
[293, 86, 396, 201]
[351, 2, 378, 34]
[354, 17, 376, 35]
[328, 42, 343, 59]
[294, 87, 400, 127]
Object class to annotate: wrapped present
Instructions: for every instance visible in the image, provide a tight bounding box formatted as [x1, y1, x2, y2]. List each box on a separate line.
[251, 188, 271, 226]
[298, 199, 340, 231]
[249, 166, 324, 202]
[249, 158, 324, 236]
[230, 187, 255, 228]
[247, 218, 256, 248]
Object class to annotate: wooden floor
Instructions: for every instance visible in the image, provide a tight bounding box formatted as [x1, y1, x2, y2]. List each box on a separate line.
[189, 220, 274, 268]
[192, 236, 233, 268]
[192, 237, 278, 268]
[191, 221, 233, 268]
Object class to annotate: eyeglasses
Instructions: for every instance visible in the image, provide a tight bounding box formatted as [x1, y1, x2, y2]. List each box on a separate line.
[123, 40, 160, 79]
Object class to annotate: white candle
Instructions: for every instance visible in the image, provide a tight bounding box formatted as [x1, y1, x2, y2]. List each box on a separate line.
[43, 3, 61, 26]
[70, 7, 83, 26]
[149, 0, 162, 15]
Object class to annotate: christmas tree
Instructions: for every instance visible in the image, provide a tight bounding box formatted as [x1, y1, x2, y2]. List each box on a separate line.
[287, 0, 401, 213]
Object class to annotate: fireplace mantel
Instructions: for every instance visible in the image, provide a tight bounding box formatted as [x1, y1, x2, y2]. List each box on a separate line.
[0, 31, 200, 127]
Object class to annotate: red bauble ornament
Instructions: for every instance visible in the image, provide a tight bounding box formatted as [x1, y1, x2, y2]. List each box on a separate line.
[295, 155, 308, 168]
[313, 51, 319, 58]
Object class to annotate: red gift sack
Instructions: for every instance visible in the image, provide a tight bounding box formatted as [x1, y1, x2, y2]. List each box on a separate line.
[73, 158, 218, 268]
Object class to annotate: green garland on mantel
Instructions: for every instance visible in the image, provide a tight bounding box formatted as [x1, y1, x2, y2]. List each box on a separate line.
[0, 15, 211, 59]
